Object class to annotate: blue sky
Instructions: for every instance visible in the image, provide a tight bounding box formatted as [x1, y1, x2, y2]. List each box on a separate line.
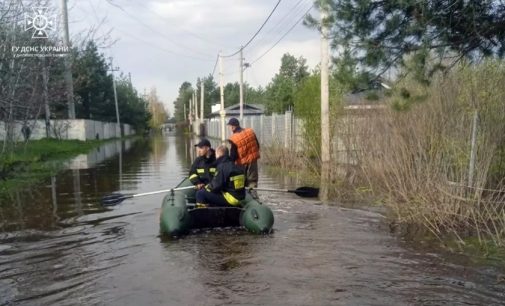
[64, 0, 320, 114]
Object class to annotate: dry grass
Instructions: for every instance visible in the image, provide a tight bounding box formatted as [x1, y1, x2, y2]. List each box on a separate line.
[346, 62, 505, 246]
[263, 61, 505, 247]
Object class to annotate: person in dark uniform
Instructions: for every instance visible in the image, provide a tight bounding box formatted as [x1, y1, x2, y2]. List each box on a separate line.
[189, 138, 216, 190]
[195, 145, 246, 207]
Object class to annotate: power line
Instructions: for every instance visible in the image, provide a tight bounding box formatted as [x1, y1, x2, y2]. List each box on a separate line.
[222, 0, 282, 58]
[104, 0, 215, 58]
[87, 0, 101, 22]
[250, 5, 313, 66]
[220, 2, 311, 83]
[86, 0, 212, 61]
[211, 54, 219, 76]
[114, 27, 213, 61]
[122, 0, 224, 48]
[247, 0, 308, 52]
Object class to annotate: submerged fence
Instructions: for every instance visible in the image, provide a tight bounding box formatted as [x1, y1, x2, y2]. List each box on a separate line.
[198, 111, 302, 149]
[191, 107, 384, 166]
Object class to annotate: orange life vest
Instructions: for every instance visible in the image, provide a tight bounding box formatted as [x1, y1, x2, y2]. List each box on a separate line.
[229, 128, 260, 165]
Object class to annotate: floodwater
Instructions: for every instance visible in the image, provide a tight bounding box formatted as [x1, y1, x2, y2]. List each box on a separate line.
[0, 135, 504, 306]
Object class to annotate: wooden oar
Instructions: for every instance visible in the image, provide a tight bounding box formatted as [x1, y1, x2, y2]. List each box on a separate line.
[101, 186, 195, 206]
[252, 187, 319, 198]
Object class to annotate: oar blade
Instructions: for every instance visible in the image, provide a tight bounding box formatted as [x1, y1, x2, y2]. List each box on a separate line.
[292, 187, 319, 198]
[101, 193, 132, 206]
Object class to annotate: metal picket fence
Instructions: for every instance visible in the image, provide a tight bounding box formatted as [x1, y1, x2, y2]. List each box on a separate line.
[191, 109, 363, 166]
[197, 111, 302, 149]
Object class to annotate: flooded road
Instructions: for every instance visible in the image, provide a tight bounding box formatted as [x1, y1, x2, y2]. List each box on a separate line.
[0, 135, 504, 305]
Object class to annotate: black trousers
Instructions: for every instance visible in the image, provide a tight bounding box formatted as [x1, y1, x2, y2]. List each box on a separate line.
[195, 190, 230, 207]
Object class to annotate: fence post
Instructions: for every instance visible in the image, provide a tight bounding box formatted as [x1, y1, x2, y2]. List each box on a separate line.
[291, 111, 296, 149]
[272, 113, 276, 146]
[468, 110, 479, 189]
[284, 111, 291, 148]
[260, 115, 264, 146]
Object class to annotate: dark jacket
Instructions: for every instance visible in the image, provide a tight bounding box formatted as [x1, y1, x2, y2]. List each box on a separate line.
[206, 155, 246, 204]
[189, 152, 216, 185]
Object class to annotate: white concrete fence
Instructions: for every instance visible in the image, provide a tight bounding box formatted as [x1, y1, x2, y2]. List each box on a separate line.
[0, 119, 135, 141]
[67, 138, 134, 170]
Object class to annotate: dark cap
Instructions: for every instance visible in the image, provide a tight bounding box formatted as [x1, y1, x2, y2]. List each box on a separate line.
[227, 118, 240, 126]
[195, 138, 211, 148]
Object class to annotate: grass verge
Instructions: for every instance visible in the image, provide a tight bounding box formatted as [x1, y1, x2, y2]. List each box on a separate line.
[0, 138, 108, 194]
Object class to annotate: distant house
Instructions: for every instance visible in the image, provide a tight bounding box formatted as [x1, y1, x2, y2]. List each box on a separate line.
[341, 79, 390, 114]
[342, 78, 390, 111]
[209, 103, 265, 118]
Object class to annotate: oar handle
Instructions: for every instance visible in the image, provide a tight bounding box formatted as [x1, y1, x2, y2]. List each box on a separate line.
[251, 186, 319, 198]
[131, 185, 195, 198]
[251, 187, 289, 192]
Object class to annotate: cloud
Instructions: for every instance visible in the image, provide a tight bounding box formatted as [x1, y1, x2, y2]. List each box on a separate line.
[244, 38, 321, 88]
[149, 0, 270, 28]
[68, 0, 320, 114]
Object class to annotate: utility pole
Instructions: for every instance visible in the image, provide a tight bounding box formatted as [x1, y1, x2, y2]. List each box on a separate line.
[42, 59, 50, 137]
[320, 2, 331, 201]
[189, 97, 193, 126]
[193, 90, 198, 135]
[239, 46, 244, 121]
[194, 90, 198, 121]
[60, 0, 75, 119]
[152, 98, 157, 129]
[219, 51, 226, 142]
[109, 57, 121, 137]
[200, 80, 204, 121]
[184, 103, 187, 123]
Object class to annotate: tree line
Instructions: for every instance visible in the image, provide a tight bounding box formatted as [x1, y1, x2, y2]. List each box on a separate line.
[173, 53, 319, 122]
[0, 1, 154, 152]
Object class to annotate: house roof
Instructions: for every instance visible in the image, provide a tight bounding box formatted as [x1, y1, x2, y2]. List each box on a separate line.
[344, 91, 384, 105]
[210, 103, 265, 117]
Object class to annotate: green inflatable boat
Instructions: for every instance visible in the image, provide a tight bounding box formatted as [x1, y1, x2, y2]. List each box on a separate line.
[159, 178, 274, 237]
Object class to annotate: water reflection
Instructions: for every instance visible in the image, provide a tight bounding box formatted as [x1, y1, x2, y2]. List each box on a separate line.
[0, 136, 173, 305]
[50, 176, 59, 225]
[174, 134, 195, 171]
[0, 135, 504, 306]
[66, 139, 133, 170]
[192, 234, 264, 302]
[0, 218, 130, 305]
[0, 138, 144, 232]
[119, 145, 123, 191]
[262, 166, 315, 193]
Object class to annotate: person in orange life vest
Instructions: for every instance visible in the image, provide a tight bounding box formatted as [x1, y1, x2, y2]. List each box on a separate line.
[226, 117, 260, 188]
[195, 145, 246, 207]
[189, 138, 216, 190]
